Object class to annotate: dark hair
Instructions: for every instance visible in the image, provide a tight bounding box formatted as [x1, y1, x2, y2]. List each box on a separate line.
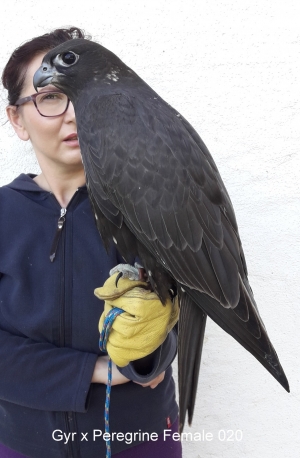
[2, 27, 90, 105]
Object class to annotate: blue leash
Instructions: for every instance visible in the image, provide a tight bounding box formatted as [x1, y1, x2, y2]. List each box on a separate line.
[99, 307, 125, 458]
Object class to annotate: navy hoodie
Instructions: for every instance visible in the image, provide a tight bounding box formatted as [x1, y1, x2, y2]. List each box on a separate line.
[0, 174, 178, 457]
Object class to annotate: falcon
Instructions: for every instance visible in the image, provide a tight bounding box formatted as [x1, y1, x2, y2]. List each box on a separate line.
[33, 39, 289, 432]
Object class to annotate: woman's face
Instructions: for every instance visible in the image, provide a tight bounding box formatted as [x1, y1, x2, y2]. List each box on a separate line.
[7, 53, 82, 171]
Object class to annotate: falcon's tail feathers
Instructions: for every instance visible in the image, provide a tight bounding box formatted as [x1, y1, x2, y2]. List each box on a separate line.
[186, 285, 289, 394]
[178, 290, 207, 433]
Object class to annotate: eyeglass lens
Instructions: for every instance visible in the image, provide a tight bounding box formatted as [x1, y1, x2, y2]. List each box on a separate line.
[36, 92, 69, 116]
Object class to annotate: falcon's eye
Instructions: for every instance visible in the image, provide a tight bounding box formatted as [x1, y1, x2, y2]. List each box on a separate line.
[53, 51, 79, 67]
[62, 52, 77, 65]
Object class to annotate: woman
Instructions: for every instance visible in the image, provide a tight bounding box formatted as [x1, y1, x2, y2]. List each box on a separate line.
[0, 27, 182, 457]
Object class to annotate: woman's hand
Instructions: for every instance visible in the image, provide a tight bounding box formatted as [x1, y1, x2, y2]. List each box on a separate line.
[91, 356, 130, 385]
[134, 371, 165, 389]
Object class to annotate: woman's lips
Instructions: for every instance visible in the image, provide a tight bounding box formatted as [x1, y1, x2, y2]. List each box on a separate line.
[63, 133, 79, 147]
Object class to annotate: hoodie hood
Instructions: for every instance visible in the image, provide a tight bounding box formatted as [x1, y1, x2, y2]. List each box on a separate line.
[4, 174, 45, 192]
[3, 174, 87, 202]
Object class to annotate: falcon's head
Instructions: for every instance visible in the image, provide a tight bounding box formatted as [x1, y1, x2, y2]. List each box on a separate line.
[33, 38, 128, 101]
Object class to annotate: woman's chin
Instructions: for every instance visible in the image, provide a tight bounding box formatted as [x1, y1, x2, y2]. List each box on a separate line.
[56, 153, 84, 171]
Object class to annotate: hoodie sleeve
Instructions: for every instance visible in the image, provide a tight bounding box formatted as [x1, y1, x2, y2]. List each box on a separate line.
[117, 328, 177, 384]
[0, 327, 98, 412]
[0, 327, 177, 411]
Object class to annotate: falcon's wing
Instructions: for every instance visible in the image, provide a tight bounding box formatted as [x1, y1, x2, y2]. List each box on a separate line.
[78, 87, 240, 304]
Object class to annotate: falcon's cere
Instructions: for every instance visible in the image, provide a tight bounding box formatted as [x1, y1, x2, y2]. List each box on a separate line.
[33, 39, 289, 432]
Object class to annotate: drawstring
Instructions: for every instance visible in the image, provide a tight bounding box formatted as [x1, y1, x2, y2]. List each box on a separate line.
[99, 307, 125, 458]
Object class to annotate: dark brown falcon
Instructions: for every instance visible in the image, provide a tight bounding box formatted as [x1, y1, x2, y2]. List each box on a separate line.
[33, 38, 289, 432]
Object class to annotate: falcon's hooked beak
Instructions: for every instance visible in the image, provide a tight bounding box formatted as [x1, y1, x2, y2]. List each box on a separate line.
[33, 63, 61, 91]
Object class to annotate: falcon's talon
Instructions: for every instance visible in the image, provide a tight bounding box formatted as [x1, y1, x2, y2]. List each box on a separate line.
[138, 267, 147, 281]
[115, 271, 123, 287]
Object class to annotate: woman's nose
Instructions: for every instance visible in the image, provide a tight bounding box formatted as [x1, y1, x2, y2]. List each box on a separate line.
[64, 101, 76, 123]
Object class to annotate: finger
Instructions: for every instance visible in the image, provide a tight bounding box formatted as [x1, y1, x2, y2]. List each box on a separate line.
[149, 378, 162, 389]
[133, 371, 165, 388]
[149, 372, 165, 388]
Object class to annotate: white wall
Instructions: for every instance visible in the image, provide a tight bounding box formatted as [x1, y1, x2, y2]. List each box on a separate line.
[1, 1, 299, 457]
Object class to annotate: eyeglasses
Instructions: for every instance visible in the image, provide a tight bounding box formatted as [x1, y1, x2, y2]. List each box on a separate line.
[15, 91, 70, 117]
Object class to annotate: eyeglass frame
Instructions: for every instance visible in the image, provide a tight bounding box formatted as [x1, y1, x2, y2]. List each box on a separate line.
[14, 90, 70, 118]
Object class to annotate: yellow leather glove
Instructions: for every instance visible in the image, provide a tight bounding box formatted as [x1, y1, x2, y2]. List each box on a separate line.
[95, 272, 179, 367]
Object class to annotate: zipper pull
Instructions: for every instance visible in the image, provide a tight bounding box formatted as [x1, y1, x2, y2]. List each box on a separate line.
[50, 208, 67, 262]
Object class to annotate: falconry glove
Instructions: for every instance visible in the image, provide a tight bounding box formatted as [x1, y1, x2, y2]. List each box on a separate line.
[95, 265, 179, 367]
